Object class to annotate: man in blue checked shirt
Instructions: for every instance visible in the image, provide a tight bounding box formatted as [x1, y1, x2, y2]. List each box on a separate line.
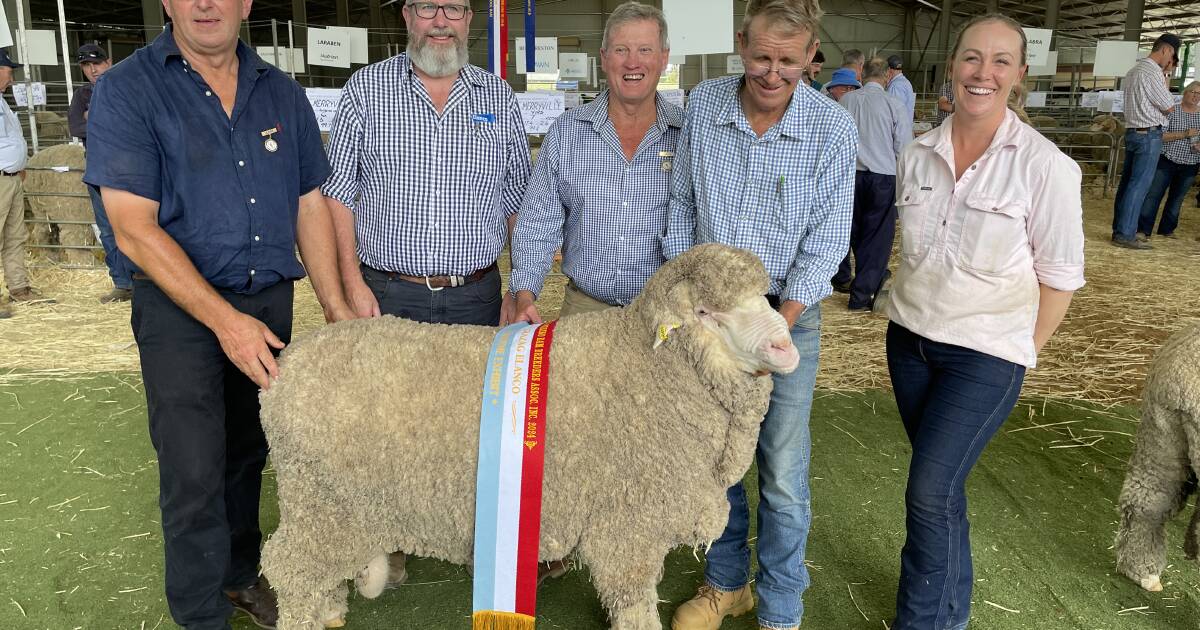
[323, 0, 531, 325]
[664, 0, 855, 629]
[509, 2, 683, 321]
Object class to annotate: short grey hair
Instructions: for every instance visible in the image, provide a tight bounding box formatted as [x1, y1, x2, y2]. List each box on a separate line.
[741, 0, 824, 47]
[862, 57, 887, 80]
[842, 48, 865, 67]
[602, 1, 670, 51]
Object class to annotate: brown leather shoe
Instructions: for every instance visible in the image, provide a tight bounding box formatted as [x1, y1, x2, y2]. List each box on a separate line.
[9, 287, 55, 304]
[99, 287, 132, 303]
[225, 576, 278, 629]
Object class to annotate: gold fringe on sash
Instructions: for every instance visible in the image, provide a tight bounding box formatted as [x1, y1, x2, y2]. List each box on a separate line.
[472, 610, 536, 630]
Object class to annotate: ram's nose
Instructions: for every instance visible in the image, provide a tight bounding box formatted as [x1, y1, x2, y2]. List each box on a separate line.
[759, 336, 799, 374]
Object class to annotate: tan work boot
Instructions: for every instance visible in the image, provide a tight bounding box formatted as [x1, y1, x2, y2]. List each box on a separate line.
[671, 583, 754, 630]
[0, 303, 10, 319]
[9, 287, 55, 305]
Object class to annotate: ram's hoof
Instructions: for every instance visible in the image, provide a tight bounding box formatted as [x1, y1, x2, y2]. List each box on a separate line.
[355, 553, 389, 599]
[1139, 575, 1163, 592]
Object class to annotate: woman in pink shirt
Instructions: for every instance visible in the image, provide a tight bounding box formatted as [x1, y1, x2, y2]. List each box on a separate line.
[885, 14, 1085, 630]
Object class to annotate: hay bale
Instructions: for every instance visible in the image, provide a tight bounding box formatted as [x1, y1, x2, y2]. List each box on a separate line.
[25, 144, 96, 266]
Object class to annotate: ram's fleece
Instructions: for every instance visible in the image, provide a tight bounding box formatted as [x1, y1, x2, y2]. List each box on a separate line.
[259, 244, 796, 629]
[1116, 320, 1200, 592]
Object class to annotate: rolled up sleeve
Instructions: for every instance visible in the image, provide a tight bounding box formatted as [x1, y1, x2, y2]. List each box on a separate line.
[320, 77, 364, 209]
[509, 122, 564, 297]
[1028, 153, 1086, 291]
[82, 77, 161, 201]
[783, 124, 857, 305]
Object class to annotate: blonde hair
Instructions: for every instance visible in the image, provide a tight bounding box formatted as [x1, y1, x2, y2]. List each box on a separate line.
[742, 0, 823, 47]
[949, 13, 1028, 66]
[602, 1, 670, 51]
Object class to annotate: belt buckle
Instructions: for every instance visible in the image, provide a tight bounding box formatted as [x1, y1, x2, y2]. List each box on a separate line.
[424, 276, 445, 292]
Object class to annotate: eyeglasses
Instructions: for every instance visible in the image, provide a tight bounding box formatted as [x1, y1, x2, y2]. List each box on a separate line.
[745, 62, 806, 81]
[407, 2, 469, 20]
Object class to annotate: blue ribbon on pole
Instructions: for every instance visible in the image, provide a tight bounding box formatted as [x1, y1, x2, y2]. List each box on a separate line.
[488, 0, 497, 75]
[525, 0, 536, 73]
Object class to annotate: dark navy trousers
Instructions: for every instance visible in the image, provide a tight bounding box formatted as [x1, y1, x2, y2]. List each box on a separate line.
[360, 264, 503, 325]
[833, 170, 897, 308]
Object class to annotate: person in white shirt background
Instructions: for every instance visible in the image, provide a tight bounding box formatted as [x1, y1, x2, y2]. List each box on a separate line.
[883, 13, 1085, 630]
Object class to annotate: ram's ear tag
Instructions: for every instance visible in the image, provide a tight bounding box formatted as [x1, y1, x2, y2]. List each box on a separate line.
[653, 322, 682, 349]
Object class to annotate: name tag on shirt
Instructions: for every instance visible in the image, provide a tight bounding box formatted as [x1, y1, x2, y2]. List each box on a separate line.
[472, 113, 497, 124]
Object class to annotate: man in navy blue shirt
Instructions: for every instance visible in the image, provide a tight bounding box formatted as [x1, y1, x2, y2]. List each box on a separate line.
[84, 1, 353, 627]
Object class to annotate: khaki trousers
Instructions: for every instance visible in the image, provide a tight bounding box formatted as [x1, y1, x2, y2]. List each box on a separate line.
[0, 175, 27, 292]
[558, 280, 616, 318]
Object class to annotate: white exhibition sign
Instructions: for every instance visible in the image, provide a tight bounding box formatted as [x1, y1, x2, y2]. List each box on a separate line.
[327, 26, 369, 64]
[1024, 92, 1047, 108]
[658, 88, 685, 109]
[563, 91, 583, 109]
[726, 55, 744, 74]
[1023, 28, 1052, 67]
[1080, 91, 1101, 108]
[12, 82, 45, 106]
[663, 0, 733, 57]
[307, 28, 350, 68]
[305, 87, 343, 132]
[1027, 50, 1058, 77]
[516, 37, 559, 74]
[257, 47, 306, 73]
[1097, 90, 1124, 113]
[559, 52, 588, 79]
[0, 4, 11, 49]
[1093, 41, 1139, 77]
[20, 30, 58, 66]
[516, 91, 566, 134]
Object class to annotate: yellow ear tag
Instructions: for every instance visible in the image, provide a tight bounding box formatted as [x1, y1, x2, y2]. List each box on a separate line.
[654, 322, 682, 348]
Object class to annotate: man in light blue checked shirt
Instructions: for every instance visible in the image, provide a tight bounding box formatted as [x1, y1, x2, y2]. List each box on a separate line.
[664, 1, 855, 629]
[323, 0, 531, 325]
[510, 2, 682, 322]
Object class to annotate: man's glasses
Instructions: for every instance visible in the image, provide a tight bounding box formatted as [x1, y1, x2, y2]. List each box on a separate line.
[744, 62, 806, 82]
[407, 2, 469, 20]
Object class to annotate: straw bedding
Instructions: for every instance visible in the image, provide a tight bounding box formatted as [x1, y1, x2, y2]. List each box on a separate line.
[2, 198, 1197, 404]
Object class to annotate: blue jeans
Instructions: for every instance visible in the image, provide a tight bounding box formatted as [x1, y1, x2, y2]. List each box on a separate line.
[1138, 155, 1198, 236]
[89, 185, 131, 289]
[1112, 128, 1164, 240]
[360, 264, 502, 325]
[704, 303, 821, 630]
[885, 323, 1025, 630]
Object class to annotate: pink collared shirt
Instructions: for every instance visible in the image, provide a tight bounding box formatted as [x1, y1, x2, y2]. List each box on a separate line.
[887, 110, 1085, 368]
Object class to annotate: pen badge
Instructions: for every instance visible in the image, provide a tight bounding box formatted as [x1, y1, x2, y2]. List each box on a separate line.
[661, 160, 673, 172]
[261, 124, 281, 153]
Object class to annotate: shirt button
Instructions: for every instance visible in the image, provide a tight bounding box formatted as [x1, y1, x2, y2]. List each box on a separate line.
[205, 90, 212, 96]
[254, 235, 261, 242]
[182, 60, 188, 66]
[238, 160, 245, 167]
[904, 195, 910, 201]
[971, 165, 977, 170]
[623, 201, 629, 207]
[250, 198, 256, 204]
[249, 269, 256, 276]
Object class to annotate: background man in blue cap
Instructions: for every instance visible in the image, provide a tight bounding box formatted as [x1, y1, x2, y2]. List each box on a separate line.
[68, 43, 128, 303]
[825, 66, 860, 102]
[0, 47, 52, 319]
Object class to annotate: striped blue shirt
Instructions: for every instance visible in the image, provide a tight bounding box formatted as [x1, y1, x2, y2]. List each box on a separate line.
[322, 54, 532, 276]
[510, 91, 684, 305]
[886, 72, 916, 122]
[662, 75, 857, 306]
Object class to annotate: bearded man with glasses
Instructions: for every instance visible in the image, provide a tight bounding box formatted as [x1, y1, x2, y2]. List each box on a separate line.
[662, 0, 856, 628]
[323, 1, 531, 325]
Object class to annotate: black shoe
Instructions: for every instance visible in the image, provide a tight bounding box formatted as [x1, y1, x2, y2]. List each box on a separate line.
[1111, 236, 1152, 250]
[225, 577, 278, 629]
[832, 280, 852, 294]
[99, 287, 132, 303]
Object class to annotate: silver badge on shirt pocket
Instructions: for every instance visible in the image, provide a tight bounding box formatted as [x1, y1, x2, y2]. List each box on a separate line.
[660, 150, 674, 172]
[261, 125, 281, 153]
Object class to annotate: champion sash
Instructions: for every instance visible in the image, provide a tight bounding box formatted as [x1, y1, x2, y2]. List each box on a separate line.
[487, 0, 508, 79]
[473, 321, 557, 630]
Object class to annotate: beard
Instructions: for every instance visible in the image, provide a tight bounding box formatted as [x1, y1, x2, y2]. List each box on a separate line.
[407, 28, 468, 78]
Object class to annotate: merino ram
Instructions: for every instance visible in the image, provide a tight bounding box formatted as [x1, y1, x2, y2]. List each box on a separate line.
[1116, 320, 1200, 592]
[258, 243, 801, 629]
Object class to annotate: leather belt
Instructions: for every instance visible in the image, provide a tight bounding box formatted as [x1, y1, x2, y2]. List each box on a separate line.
[367, 262, 497, 290]
[0, 170, 20, 176]
[1132, 126, 1162, 133]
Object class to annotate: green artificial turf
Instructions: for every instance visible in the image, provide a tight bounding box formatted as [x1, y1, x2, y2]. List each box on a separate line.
[0, 374, 1196, 629]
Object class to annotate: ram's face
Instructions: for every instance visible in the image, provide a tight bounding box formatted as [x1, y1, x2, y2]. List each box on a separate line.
[695, 295, 799, 375]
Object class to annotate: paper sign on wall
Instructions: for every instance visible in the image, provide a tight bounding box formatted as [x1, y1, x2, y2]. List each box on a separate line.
[1023, 28, 1052, 67]
[305, 87, 343, 132]
[18, 30, 58, 66]
[307, 28, 350, 68]
[1025, 92, 1047, 108]
[658, 88, 685, 109]
[1098, 90, 1124, 113]
[12, 82, 46, 106]
[516, 91, 566, 134]
[1093, 41, 1139, 77]
[663, 0, 733, 57]
[1080, 91, 1101, 108]
[327, 26, 369, 64]
[727, 55, 744, 74]
[0, 4, 11, 49]
[1027, 50, 1058, 77]
[257, 47, 306, 73]
[517, 37, 558, 74]
[563, 92, 583, 109]
[559, 52, 588, 79]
